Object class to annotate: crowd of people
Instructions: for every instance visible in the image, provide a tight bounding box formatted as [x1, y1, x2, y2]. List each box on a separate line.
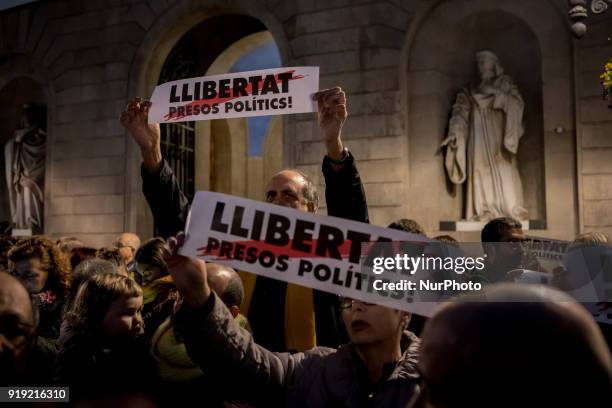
[0, 88, 610, 407]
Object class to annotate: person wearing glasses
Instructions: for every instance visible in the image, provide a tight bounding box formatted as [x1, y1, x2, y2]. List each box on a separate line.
[165, 250, 420, 407]
[121, 87, 368, 352]
[0, 272, 57, 386]
[113, 232, 141, 273]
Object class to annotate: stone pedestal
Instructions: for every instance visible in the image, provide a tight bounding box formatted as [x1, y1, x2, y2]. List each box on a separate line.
[439, 220, 546, 232]
[11, 228, 32, 237]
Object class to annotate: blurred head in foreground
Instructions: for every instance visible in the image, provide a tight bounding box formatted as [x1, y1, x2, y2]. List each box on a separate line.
[413, 284, 611, 408]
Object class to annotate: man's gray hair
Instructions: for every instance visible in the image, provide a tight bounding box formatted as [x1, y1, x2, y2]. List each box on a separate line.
[290, 168, 319, 212]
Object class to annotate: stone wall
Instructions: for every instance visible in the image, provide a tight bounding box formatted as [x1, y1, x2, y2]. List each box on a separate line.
[574, 12, 612, 237]
[0, 0, 609, 245]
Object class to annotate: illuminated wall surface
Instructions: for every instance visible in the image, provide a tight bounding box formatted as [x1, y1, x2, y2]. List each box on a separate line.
[0, 0, 610, 246]
[228, 41, 282, 157]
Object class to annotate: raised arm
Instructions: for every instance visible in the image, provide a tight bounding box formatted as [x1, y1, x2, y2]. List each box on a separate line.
[314, 87, 369, 224]
[120, 99, 189, 238]
[167, 251, 322, 405]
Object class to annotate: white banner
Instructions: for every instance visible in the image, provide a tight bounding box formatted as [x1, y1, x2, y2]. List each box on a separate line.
[148, 67, 319, 124]
[179, 193, 612, 318]
[179, 191, 441, 316]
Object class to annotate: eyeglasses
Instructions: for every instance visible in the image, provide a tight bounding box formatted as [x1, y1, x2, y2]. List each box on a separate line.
[114, 242, 136, 252]
[339, 297, 376, 310]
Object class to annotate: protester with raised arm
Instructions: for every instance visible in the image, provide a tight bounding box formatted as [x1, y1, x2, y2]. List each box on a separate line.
[121, 87, 367, 350]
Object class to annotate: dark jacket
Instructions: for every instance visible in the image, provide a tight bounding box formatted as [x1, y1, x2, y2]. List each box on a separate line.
[54, 329, 155, 400]
[140, 151, 369, 238]
[141, 150, 369, 350]
[0, 336, 57, 386]
[174, 292, 420, 408]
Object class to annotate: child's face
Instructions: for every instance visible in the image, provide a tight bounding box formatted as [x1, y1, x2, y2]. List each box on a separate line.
[102, 295, 144, 338]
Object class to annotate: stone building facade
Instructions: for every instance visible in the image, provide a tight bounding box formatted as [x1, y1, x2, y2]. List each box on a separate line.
[0, 0, 610, 246]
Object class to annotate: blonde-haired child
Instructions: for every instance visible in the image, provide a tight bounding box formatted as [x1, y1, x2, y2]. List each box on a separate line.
[55, 273, 154, 400]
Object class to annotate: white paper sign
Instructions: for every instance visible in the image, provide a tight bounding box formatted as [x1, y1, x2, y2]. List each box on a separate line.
[179, 191, 439, 317]
[148, 67, 319, 124]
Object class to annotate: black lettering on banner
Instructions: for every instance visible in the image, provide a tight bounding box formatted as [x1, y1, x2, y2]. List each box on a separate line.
[186, 105, 193, 116]
[332, 267, 344, 286]
[278, 98, 287, 109]
[265, 214, 291, 246]
[233, 243, 246, 261]
[354, 272, 366, 290]
[219, 241, 233, 258]
[182, 83, 193, 101]
[344, 267, 354, 288]
[293, 219, 315, 253]
[211, 202, 229, 233]
[203, 81, 216, 99]
[270, 98, 279, 109]
[249, 76, 262, 95]
[193, 105, 200, 115]
[251, 210, 265, 241]
[276, 255, 289, 272]
[277, 72, 293, 92]
[346, 230, 371, 264]
[230, 206, 249, 238]
[314, 264, 331, 281]
[219, 79, 231, 98]
[315, 224, 345, 260]
[298, 259, 313, 276]
[170, 85, 180, 103]
[261, 75, 280, 94]
[206, 237, 220, 253]
[259, 250, 276, 268]
[177, 106, 185, 117]
[245, 247, 258, 264]
[363, 237, 393, 268]
[194, 82, 201, 100]
[212, 104, 219, 114]
[233, 77, 249, 97]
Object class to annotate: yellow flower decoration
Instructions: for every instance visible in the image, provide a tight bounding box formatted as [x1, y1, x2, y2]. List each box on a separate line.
[602, 58, 612, 91]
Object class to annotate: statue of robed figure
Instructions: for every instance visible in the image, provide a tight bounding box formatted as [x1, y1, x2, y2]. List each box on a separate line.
[5, 104, 46, 232]
[441, 50, 528, 221]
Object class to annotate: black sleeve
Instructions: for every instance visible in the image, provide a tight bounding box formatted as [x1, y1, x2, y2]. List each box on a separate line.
[314, 150, 369, 348]
[174, 292, 306, 406]
[141, 160, 190, 239]
[322, 150, 369, 224]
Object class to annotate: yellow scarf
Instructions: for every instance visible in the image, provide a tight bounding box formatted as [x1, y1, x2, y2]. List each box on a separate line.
[142, 275, 174, 305]
[150, 317, 203, 382]
[239, 271, 316, 351]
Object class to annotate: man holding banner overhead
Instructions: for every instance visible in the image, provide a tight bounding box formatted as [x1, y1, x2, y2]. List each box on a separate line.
[121, 74, 368, 352]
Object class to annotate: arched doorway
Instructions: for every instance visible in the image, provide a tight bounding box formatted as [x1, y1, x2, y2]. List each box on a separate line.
[156, 14, 273, 205]
[126, 6, 286, 238]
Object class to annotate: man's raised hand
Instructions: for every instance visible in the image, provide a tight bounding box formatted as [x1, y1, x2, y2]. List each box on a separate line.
[314, 87, 347, 161]
[120, 97, 163, 173]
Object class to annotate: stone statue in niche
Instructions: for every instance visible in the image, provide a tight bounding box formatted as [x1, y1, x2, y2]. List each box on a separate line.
[441, 50, 528, 221]
[5, 104, 46, 232]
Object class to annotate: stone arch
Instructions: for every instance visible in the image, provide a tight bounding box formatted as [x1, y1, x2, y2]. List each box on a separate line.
[125, 0, 289, 239]
[199, 31, 283, 201]
[401, 0, 576, 239]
